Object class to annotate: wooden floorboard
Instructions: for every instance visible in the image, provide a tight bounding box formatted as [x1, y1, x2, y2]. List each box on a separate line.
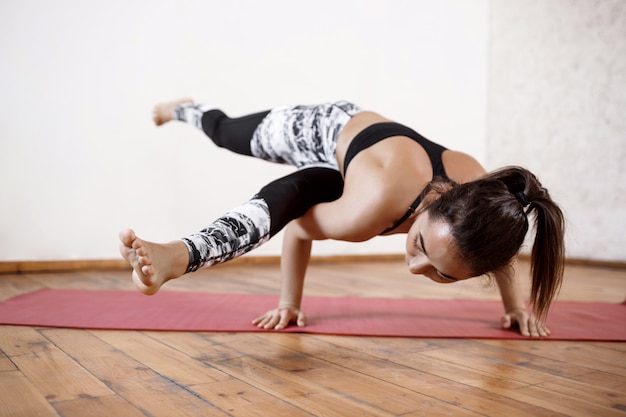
[0, 259, 625, 416]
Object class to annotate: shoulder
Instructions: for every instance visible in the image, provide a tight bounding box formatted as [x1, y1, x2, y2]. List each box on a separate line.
[442, 150, 487, 184]
[301, 176, 411, 242]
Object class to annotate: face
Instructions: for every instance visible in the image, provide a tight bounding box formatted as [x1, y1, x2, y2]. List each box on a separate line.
[405, 211, 475, 283]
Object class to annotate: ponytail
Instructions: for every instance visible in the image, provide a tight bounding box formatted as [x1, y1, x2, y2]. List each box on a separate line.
[486, 167, 565, 323]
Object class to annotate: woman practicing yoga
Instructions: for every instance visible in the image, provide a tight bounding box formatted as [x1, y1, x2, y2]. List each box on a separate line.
[119, 99, 565, 337]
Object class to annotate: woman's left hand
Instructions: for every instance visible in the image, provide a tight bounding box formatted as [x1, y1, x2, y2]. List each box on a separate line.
[501, 308, 550, 338]
[252, 306, 307, 330]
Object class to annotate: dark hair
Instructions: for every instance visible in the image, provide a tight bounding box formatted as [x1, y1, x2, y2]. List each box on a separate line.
[425, 166, 565, 322]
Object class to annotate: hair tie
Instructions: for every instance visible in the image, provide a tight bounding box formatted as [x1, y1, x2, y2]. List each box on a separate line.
[514, 191, 529, 207]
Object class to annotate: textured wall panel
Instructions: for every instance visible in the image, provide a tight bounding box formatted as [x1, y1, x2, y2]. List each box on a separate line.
[488, 0, 626, 261]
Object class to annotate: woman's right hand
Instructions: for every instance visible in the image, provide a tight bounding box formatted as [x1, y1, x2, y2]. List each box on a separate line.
[252, 306, 307, 330]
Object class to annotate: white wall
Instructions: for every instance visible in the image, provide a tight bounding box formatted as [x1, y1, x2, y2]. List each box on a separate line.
[488, 0, 626, 262]
[0, 0, 487, 261]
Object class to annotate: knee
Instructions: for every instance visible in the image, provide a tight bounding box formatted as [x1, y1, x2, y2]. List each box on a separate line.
[257, 168, 344, 236]
[201, 110, 228, 146]
[259, 168, 343, 207]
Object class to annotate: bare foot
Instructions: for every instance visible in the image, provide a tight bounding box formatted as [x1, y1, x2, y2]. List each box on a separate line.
[118, 229, 189, 295]
[152, 98, 194, 126]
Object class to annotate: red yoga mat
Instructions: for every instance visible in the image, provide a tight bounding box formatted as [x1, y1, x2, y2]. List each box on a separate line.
[0, 289, 624, 340]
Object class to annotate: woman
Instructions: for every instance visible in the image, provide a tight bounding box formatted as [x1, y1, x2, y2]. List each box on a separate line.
[119, 99, 565, 337]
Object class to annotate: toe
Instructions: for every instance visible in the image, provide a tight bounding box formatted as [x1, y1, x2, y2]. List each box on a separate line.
[119, 229, 136, 247]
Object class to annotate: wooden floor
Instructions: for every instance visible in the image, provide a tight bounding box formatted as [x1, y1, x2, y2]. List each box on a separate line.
[0, 259, 625, 417]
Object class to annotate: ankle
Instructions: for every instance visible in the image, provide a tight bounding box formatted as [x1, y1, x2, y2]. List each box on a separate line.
[168, 240, 191, 276]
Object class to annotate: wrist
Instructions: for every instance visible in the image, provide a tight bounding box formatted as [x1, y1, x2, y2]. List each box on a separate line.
[278, 301, 300, 310]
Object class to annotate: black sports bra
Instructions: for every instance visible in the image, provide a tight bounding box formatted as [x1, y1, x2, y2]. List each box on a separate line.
[342, 122, 449, 234]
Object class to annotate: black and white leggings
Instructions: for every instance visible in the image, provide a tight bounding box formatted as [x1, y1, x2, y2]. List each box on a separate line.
[174, 101, 362, 272]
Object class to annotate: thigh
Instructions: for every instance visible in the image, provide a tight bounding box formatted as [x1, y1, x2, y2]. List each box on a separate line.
[250, 101, 362, 169]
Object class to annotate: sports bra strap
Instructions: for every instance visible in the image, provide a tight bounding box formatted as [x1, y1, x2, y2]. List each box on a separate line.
[381, 195, 422, 235]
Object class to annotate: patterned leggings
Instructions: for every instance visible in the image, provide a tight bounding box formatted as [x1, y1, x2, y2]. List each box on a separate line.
[174, 101, 362, 272]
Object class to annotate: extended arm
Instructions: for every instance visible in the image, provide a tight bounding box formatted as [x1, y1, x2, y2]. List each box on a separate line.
[252, 221, 311, 329]
[278, 221, 311, 310]
[494, 262, 549, 337]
